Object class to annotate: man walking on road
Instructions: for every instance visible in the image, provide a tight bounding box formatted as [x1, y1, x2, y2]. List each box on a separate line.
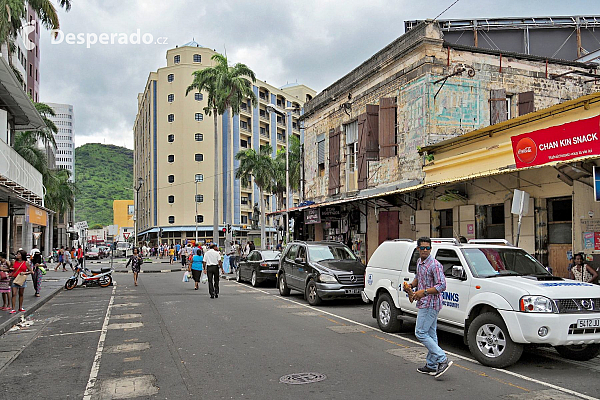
[76, 245, 85, 269]
[408, 237, 453, 378]
[203, 244, 222, 299]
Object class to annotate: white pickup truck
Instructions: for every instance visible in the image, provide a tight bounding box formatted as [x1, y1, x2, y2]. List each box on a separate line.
[362, 238, 600, 368]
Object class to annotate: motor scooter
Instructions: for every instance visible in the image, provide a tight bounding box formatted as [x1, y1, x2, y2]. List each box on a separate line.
[64, 264, 113, 290]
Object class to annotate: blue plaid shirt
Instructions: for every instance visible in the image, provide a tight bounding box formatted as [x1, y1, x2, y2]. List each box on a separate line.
[416, 254, 446, 310]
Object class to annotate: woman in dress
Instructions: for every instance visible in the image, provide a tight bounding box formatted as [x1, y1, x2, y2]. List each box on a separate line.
[570, 253, 598, 283]
[31, 251, 43, 297]
[125, 247, 143, 286]
[189, 247, 204, 290]
[10, 250, 33, 313]
[0, 252, 12, 311]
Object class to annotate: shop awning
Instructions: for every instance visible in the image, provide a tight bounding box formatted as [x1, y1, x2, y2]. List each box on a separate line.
[138, 225, 276, 235]
[0, 56, 45, 130]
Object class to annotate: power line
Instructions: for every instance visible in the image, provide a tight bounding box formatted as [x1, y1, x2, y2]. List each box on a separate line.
[433, 0, 461, 22]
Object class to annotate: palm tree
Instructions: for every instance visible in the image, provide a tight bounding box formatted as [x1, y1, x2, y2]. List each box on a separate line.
[272, 134, 302, 209]
[186, 53, 258, 245]
[44, 168, 77, 216]
[0, 0, 72, 71]
[13, 130, 48, 176]
[235, 145, 273, 249]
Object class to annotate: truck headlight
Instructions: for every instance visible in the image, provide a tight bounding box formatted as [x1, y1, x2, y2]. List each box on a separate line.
[519, 296, 556, 313]
[318, 273, 337, 283]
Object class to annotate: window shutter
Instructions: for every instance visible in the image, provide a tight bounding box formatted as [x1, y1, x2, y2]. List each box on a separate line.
[379, 97, 397, 158]
[328, 129, 341, 195]
[317, 134, 325, 165]
[357, 113, 368, 190]
[518, 91, 535, 116]
[489, 89, 507, 125]
[366, 104, 379, 161]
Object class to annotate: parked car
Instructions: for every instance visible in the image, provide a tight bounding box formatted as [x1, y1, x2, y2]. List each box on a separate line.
[236, 250, 281, 286]
[277, 241, 366, 306]
[97, 246, 110, 257]
[85, 247, 101, 260]
[363, 238, 600, 368]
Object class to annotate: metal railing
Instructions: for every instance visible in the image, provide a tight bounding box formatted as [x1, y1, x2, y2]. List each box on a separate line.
[0, 138, 44, 199]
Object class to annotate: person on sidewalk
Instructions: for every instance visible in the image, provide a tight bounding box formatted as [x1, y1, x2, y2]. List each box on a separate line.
[125, 247, 143, 286]
[0, 252, 12, 311]
[76, 245, 85, 269]
[63, 248, 72, 271]
[189, 247, 204, 290]
[31, 250, 43, 297]
[408, 237, 453, 378]
[203, 244, 222, 299]
[169, 245, 175, 264]
[55, 247, 64, 271]
[9, 250, 33, 314]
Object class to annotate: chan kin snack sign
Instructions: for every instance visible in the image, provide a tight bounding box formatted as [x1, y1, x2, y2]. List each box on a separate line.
[511, 115, 600, 169]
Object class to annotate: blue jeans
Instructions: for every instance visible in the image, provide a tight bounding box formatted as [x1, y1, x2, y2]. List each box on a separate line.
[415, 308, 446, 369]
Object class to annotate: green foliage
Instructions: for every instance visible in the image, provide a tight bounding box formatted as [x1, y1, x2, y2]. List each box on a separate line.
[74, 143, 133, 227]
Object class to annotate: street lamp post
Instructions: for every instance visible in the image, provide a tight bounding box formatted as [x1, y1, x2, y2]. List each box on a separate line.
[134, 177, 143, 248]
[195, 175, 201, 244]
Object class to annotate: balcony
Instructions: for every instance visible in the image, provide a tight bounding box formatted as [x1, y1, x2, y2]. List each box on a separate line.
[277, 133, 286, 143]
[259, 109, 269, 121]
[260, 128, 269, 138]
[240, 103, 251, 115]
[0, 138, 44, 204]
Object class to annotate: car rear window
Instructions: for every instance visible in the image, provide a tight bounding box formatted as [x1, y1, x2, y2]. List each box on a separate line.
[308, 245, 356, 262]
[261, 251, 280, 261]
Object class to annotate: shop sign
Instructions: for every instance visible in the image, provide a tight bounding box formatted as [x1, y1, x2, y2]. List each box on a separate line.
[0, 202, 7, 218]
[320, 206, 341, 220]
[25, 204, 47, 226]
[594, 166, 600, 202]
[304, 208, 321, 224]
[511, 115, 600, 169]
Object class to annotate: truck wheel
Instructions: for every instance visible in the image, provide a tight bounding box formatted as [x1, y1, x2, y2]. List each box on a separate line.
[306, 280, 322, 306]
[467, 312, 523, 368]
[376, 293, 402, 332]
[278, 273, 290, 296]
[555, 344, 600, 361]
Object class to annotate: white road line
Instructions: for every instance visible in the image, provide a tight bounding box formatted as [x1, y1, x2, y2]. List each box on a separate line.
[83, 283, 117, 400]
[233, 282, 599, 400]
[39, 329, 102, 338]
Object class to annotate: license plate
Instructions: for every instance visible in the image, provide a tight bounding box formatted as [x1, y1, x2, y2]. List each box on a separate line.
[345, 289, 361, 294]
[577, 318, 600, 328]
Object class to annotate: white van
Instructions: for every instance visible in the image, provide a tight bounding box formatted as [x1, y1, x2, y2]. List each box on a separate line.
[362, 238, 600, 368]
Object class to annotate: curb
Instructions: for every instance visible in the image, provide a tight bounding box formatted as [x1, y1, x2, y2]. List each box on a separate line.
[114, 268, 185, 274]
[0, 283, 64, 336]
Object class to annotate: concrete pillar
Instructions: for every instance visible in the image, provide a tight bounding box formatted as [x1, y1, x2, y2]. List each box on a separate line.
[21, 220, 32, 252]
[45, 214, 53, 257]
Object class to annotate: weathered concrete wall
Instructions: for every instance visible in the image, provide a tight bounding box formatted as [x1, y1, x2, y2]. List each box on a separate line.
[303, 21, 598, 204]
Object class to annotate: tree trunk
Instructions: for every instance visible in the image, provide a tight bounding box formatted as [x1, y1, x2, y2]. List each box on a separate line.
[226, 107, 233, 253]
[213, 110, 219, 246]
[259, 188, 266, 250]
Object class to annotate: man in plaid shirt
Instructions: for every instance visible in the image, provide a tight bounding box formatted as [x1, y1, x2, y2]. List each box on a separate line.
[408, 237, 453, 378]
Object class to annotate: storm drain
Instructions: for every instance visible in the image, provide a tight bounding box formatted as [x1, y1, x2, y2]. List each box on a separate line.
[280, 372, 327, 385]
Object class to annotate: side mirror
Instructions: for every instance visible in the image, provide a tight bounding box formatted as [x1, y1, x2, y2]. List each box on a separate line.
[295, 257, 305, 264]
[451, 265, 466, 280]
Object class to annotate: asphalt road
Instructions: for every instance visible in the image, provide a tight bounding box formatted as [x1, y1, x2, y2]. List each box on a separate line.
[1, 267, 599, 400]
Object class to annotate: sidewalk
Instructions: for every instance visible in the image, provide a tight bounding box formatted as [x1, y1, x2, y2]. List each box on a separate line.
[0, 272, 66, 335]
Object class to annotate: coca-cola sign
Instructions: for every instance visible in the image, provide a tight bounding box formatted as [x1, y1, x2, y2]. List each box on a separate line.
[511, 115, 600, 168]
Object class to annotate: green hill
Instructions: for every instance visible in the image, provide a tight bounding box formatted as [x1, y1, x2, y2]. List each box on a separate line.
[74, 143, 133, 227]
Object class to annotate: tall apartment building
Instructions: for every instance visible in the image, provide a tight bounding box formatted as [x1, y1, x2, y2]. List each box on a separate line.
[47, 103, 75, 180]
[134, 41, 316, 245]
[25, 5, 40, 102]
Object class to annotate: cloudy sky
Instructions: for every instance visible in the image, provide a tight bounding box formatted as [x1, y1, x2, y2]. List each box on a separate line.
[39, 0, 599, 149]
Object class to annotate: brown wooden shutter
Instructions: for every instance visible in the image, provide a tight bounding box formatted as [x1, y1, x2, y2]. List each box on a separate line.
[328, 129, 341, 196]
[518, 91, 535, 116]
[366, 104, 379, 161]
[357, 113, 368, 190]
[379, 97, 397, 158]
[490, 89, 507, 125]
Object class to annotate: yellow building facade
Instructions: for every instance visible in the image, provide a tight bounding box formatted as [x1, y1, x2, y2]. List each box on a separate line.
[113, 200, 134, 232]
[133, 41, 316, 245]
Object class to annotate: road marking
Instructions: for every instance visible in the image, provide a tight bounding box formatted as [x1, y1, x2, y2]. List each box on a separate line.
[110, 313, 142, 320]
[327, 325, 367, 334]
[108, 322, 143, 330]
[233, 281, 599, 400]
[293, 311, 321, 316]
[123, 356, 141, 362]
[277, 304, 304, 309]
[83, 283, 117, 400]
[112, 302, 142, 308]
[371, 334, 409, 348]
[452, 363, 530, 392]
[39, 329, 101, 338]
[106, 343, 150, 354]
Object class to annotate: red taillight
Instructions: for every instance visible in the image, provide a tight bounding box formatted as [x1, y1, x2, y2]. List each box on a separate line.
[260, 263, 268, 267]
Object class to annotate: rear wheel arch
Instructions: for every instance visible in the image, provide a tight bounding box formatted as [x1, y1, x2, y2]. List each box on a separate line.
[372, 287, 395, 318]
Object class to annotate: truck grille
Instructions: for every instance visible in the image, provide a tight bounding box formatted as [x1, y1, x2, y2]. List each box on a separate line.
[337, 274, 364, 285]
[554, 298, 600, 313]
[568, 324, 600, 335]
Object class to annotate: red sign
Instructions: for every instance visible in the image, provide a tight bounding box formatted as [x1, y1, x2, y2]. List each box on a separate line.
[123, 232, 130, 239]
[594, 232, 600, 250]
[511, 115, 600, 168]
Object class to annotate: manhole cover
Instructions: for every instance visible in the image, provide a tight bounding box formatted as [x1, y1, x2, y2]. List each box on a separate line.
[280, 372, 327, 385]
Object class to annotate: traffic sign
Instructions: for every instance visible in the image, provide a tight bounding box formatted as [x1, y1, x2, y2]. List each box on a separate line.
[123, 232, 131, 240]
